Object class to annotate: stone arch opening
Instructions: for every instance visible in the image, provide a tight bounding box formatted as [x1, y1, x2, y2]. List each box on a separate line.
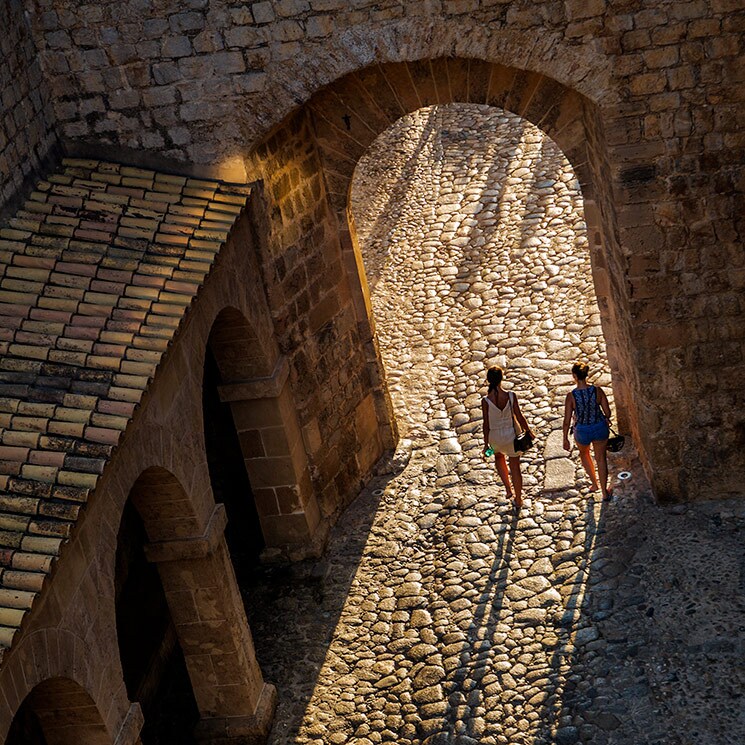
[303, 58, 630, 434]
[122, 466, 276, 743]
[348, 102, 617, 491]
[5, 677, 110, 745]
[205, 307, 322, 558]
[203, 313, 265, 577]
[115, 496, 199, 745]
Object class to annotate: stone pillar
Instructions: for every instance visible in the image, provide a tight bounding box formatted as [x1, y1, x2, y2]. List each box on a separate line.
[219, 355, 324, 555]
[145, 505, 277, 744]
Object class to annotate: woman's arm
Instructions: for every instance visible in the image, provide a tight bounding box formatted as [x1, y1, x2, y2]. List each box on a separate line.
[512, 394, 534, 438]
[481, 398, 490, 452]
[597, 386, 612, 421]
[562, 392, 574, 450]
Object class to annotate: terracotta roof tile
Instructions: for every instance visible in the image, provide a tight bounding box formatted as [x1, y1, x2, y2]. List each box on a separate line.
[0, 156, 250, 654]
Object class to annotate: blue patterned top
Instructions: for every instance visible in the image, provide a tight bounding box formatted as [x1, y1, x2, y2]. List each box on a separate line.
[572, 386, 604, 425]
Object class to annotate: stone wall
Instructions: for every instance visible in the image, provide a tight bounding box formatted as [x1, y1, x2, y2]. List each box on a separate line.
[0, 0, 58, 215]
[12, 2, 745, 498]
[0, 178, 288, 743]
[22, 1, 619, 173]
[246, 110, 388, 523]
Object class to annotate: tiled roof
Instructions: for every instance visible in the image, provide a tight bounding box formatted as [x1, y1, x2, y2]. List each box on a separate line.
[0, 158, 250, 653]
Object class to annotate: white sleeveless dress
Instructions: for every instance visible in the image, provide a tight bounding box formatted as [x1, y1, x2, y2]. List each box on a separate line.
[483, 392, 518, 457]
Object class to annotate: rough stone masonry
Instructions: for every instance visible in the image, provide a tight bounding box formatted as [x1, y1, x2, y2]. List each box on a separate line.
[244, 103, 745, 745]
[5, 0, 742, 502]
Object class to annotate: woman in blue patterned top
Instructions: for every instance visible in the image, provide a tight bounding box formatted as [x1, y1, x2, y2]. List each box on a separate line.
[562, 361, 613, 500]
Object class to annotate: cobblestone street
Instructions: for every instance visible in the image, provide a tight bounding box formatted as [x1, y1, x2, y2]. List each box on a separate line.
[245, 107, 745, 745]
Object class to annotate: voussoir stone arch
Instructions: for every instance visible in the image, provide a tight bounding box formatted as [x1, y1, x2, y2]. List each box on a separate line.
[118, 465, 276, 743]
[127, 466, 202, 545]
[0, 623, 131, 745]
[110, 426, 215, 545]
[304, 57, 598, 215]
[243, 18, 616, 149]
[4, 675, 112, 745]
[207, 306, 276, 382]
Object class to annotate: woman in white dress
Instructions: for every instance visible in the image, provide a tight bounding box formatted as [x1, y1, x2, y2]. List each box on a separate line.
[481, 366, 534, 508]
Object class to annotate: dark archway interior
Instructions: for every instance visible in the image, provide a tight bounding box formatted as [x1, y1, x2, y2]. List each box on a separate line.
[202, 346, 265, 582]
[115, 501, 199, 745]
[5, 698, 47, 745]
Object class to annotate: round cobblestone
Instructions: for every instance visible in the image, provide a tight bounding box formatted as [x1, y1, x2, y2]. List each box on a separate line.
[244, 105, 745, 745]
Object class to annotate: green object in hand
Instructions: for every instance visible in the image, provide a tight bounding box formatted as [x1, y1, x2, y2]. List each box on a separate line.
[485, 445, 494, 457]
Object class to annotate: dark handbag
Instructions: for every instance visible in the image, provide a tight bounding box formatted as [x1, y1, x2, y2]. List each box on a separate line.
[514, 431, 534, 452]
[607, 424, 625, 452]
[509, 392, 534, 453]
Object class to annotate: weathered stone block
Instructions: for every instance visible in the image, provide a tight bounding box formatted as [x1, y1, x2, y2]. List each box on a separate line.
[224, 25, 265, 48]
[143, 18, 169, 38]
[564, 0, 605, 19]
[252, 1, 275, 24]
[169, 11, 206, 33]
[306, 15, 335, 37]
[234, 72, 267, 93]
[212, 51, 246, 74]
[45, 30, 71, 50]
[193, 29, 225, 54]
[628, 72, 667, 95]
[109, 89, 140, 110]
[276, 0, 311, 16]
[152, 61, 181, 85]
[164, 125, 189, 147]
[162, 35, 193, 59]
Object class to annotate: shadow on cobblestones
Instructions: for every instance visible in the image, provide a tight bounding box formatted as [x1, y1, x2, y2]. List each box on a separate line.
[353, 107, 440, 292]
[425, 516, 519, 742]
[242, 105, 745, 745]
[240, 473, 397, 742]
[530, 499, 600, 745]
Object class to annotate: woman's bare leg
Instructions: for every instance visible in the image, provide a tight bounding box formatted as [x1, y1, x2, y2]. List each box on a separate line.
[508, 456, 523, 507]
[577, 442, 600, 490]
[592, 440, 610, 499]
[494, 453, 513, 500]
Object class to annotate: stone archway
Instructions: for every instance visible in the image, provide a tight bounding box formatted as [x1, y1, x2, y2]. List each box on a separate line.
[115, 498, 199, 745]
[124, 466, 276, 744]
[5, 677, 111, 745]
[303, 58, 629, 431]
[205, 306, 323, 557]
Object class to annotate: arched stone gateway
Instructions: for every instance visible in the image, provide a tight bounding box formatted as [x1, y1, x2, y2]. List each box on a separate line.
[126, 467, 277, 744]
[249, 56, 634, 479]
[246, 41, 743, 502]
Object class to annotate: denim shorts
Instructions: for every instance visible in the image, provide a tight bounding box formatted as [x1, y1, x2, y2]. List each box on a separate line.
[574, 420, 609, 446]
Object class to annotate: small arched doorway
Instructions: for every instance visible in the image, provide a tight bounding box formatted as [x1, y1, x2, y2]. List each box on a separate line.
[202, 341, 264, 580]
[203, 307, 322, 559]
[6, 677, 109, 745]
[120, 466, 276, 742]
[115, 499, 199, 744]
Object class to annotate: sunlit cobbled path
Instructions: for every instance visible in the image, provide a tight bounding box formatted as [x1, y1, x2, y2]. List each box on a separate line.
[246, 106, 745, 745]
